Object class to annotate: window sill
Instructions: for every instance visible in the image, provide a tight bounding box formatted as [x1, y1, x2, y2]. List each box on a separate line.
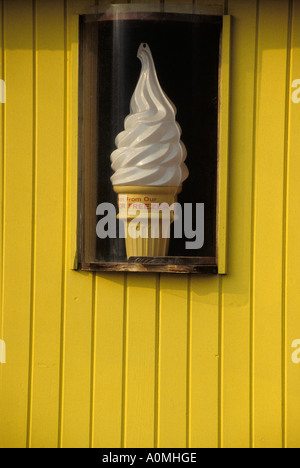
[79, 257, 218, 274]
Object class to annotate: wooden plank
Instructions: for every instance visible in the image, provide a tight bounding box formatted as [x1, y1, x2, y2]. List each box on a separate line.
[59, 272, 94, 448]
[0, 0, 4, 413]
[92, 274, 124, 448]
[157, 275, 188, 448]
[217, 15, 231, 274]
[80, 18, 98, 262]
[252, 0, 290, 449]
[69, 0, 83, 269]
[189, 276, 220, 448]
[0, 0, 34, 448]
[28, 0, 65, 448]
[60, 275, 94, 449]
[220, 0, 257, 448]
[0, 0, 3, 352]
[123, 274, 157, 447]
[59, 0, 95, 449]
[285, 0, 300, 449]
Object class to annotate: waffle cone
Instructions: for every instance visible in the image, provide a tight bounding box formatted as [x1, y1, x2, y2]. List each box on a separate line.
[113, 185, 178, 259]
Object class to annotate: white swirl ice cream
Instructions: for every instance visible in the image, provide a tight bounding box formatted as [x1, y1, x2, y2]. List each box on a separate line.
[110, 43, 189, 187]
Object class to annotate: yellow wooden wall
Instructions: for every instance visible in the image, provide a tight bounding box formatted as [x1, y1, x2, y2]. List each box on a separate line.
[0, 0, 300, 448]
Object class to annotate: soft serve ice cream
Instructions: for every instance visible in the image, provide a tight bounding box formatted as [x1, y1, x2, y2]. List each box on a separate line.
[110, 43, 189, 187]
[110, 43, 189, 258]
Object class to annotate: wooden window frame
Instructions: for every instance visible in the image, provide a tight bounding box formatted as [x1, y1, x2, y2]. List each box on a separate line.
[73, 8, 231, 275]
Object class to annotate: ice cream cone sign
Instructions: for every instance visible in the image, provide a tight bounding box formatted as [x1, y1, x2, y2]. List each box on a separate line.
[110, 43, 189, 258]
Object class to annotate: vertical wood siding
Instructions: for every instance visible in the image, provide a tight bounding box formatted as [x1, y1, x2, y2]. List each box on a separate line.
[0, 0, 300, 448]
